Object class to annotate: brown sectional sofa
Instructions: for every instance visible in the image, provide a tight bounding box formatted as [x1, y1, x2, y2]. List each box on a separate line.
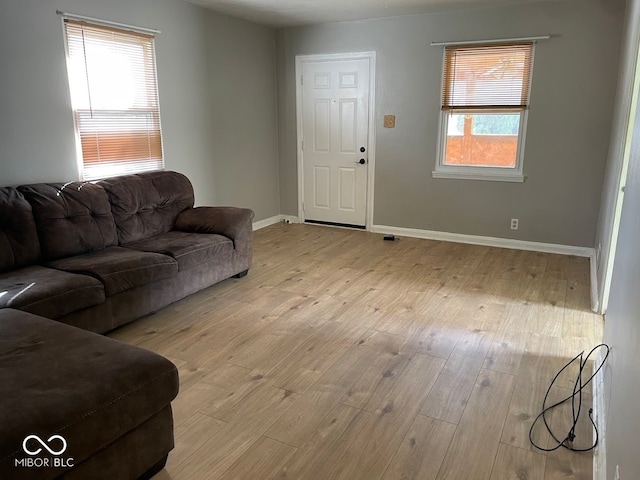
[0, 308, 179, 480]
[0, 170, 254, 333]
[0, 170, 254, 479]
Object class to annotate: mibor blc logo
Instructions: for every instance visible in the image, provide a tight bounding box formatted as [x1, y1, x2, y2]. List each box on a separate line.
[15, 435, 74, 469]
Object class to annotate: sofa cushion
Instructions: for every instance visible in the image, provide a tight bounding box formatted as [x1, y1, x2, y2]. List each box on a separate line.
[125, 231, 234, 271]
[98, 171, 194, 245]
[18, 182, 117, 261]
[0, 309, 179, 479]
[0, 266, 105, 319]
[46, 247, 178, 297]
[0, 188, 41, 273]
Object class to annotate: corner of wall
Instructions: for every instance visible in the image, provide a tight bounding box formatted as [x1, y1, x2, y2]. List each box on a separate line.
[591, 251, 601, 313]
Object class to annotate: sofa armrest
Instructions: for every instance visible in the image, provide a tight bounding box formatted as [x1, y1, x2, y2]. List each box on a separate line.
[175, 207, 254, 256]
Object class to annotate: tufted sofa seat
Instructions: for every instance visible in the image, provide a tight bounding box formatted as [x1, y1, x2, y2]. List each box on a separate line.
[0, 171, 254, 333]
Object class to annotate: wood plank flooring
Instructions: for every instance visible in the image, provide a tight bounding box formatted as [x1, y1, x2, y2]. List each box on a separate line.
[108, 223, 603, 480]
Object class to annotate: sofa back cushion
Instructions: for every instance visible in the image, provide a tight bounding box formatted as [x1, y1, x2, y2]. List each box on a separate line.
[98, 171, 194, 244]
[18, 182, 118, 261]
[0, 188, 41, 272]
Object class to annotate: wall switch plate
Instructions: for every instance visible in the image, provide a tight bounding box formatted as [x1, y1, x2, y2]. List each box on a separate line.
[510, 218, 519, 230]
[615, 465, 620, 480]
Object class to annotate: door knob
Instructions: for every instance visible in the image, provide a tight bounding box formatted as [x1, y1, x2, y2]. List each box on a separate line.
[357, 158, 366, 165]
[360, 146, 366, 153]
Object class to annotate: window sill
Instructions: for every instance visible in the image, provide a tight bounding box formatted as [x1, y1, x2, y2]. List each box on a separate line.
[432, 170, 525, 183]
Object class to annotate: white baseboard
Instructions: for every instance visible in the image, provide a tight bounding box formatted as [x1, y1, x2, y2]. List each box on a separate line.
[253, 215, 283, 231]
[593, 348, 607, 480]
[370, 224, 595, 258]
[252, 215, 300, 230]
[256, 219, 595, 258]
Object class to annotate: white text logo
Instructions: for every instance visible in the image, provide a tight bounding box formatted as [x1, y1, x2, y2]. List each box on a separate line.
[15, 434, 74, 469]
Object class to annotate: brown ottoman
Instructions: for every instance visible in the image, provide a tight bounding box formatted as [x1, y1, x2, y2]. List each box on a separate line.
[0, 309, 179, 479]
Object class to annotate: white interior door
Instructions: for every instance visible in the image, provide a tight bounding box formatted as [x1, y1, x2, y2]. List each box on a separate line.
[300, 57, 370, 227]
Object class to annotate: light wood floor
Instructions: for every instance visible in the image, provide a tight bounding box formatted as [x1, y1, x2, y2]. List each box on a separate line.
[109, 223, 603, 480]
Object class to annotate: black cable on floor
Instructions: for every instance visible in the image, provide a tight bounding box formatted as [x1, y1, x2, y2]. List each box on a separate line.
[529, 343, 610, 452]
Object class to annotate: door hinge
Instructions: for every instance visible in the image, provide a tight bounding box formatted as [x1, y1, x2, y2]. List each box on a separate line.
[300, 75, 303, 85]
[301, 140, 304, 150]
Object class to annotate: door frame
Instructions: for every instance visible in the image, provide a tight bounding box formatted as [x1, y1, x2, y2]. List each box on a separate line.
[295, 51, 377, 229]
[598, 21, 640, 314]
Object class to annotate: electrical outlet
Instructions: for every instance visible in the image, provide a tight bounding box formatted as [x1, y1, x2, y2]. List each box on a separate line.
[615, 465, 620, 480]
[510, 218, 519, 230]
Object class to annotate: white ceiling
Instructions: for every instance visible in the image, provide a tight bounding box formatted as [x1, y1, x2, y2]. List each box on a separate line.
[182, 0, 545, 28]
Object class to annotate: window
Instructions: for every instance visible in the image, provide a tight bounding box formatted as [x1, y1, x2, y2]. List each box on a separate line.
[63, 19, 163, 180]
[434, 43, 534, 182]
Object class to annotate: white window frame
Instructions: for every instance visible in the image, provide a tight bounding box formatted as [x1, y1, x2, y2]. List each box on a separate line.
[433, 43, 535, 183]
[433, 108, 528, 182]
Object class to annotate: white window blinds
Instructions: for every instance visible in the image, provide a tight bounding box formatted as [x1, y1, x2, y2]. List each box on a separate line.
[63, 19, 164, 180]
[442, 43, 534, 110]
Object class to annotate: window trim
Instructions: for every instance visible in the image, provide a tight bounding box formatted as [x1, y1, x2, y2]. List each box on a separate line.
[433, 108, 528, 182]
[433, 43, 534, 182]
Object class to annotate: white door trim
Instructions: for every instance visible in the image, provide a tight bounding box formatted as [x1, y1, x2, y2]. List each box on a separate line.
[599, 26, 640, 314]
[295, 51, 377, 229]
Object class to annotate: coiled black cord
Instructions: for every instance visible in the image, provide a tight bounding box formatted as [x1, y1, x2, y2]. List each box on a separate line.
[529, 343, 610, 452]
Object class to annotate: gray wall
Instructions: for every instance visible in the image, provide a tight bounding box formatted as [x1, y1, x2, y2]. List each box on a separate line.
[0, 0, 280, 221]
[206, 13, 280, 218]
[276, 0, 623, 246]
[598, 0, 640, 477]
[594, 0, 640, 312]
[601, 37, 640, 480]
